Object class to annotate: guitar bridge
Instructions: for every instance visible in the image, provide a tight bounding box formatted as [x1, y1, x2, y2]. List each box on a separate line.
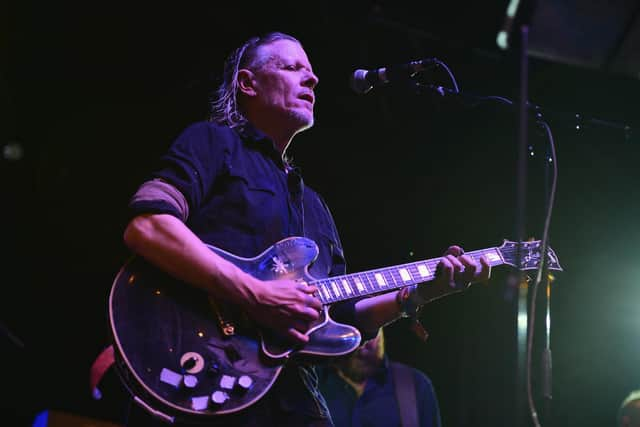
[208, 296, 236, 337]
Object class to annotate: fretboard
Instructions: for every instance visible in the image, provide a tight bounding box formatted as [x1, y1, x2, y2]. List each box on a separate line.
[311, 247, 506, 304]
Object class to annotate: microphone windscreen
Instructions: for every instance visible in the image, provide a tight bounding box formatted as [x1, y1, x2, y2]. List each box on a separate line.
[349, 69, 372, 95]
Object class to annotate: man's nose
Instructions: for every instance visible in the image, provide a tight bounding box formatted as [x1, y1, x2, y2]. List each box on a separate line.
[303, 71, 319, 89]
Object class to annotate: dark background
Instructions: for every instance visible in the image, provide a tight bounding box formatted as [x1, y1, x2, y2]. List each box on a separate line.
[3, 1, 640, 426]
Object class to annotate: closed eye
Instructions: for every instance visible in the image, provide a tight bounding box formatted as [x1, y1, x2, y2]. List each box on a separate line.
[282, 63, 310, 72]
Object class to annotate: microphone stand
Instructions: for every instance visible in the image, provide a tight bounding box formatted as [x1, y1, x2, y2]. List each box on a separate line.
[517, 24, 535, 427]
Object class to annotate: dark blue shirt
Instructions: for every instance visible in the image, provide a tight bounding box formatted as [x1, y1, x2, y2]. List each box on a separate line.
[128, 121, 361, 425]
[129, 121, 346, 278]
[318, 357, 442, 427]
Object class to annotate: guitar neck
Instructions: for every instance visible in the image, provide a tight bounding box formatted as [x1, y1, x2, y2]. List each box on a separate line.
[311, 247, 506, 304]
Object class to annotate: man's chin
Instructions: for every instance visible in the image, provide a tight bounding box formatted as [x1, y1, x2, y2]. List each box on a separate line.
[289, 110, 314, 131]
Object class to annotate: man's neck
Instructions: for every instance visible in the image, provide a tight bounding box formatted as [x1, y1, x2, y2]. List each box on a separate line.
[336, 368, 367, 398]
[245, 116, 295, 155]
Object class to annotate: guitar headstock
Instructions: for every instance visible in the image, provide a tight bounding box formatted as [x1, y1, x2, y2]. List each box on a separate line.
[498, 240, 563, 271]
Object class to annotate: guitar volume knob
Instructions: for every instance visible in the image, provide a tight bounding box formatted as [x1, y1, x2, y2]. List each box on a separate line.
[211, 390, 229, 406]
[183, 374, 198, 389]
[236, 375, 253, 393]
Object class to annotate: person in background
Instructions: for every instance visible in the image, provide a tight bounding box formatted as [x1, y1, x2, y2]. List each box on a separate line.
[319, 328, 441, 427]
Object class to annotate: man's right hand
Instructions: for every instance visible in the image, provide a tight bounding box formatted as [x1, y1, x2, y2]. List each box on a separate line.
[245, 278, 323, 344]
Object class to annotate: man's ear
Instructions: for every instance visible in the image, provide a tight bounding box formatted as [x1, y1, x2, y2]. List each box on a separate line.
[237, 69, 257, 97]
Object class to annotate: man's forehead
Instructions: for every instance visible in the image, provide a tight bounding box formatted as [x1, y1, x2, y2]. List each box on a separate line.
[259, 40, 310, 64]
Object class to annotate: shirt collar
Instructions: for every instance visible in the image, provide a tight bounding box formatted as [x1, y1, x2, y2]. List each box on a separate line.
[234, 122, 288, 170]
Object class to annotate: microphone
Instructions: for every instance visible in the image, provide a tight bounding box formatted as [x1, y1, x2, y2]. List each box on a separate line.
[349, 58, 438, 94]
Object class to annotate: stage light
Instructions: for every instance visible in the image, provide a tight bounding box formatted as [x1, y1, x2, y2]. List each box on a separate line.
[2, 141, 24, 161]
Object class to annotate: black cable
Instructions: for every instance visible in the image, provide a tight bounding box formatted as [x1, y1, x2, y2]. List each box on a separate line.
[525, 118, 558, 427]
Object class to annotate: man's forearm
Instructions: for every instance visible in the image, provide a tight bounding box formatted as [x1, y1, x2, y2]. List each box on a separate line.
[353, 291, 405, 334]
[123, 213, 258, 306]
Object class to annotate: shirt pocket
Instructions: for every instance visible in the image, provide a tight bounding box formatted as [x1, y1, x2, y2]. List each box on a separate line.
[215, 170, 282, 238]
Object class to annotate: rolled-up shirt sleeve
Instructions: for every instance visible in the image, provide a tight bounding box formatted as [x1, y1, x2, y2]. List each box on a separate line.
[127, 122, 228, 222]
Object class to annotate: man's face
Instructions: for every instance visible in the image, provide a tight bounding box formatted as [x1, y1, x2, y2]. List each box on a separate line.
[339, 330, 385, 382]
[249, 39, 319, 132]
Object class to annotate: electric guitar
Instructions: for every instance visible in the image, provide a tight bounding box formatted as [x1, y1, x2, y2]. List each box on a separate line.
[109, 236, 562, 424]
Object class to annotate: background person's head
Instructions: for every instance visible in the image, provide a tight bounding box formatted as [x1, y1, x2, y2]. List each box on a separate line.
[335, 328, 386, 383]
[619, 390, 640, 427]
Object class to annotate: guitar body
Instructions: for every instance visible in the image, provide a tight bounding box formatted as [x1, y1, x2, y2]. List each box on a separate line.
[109, 236, 361, 423]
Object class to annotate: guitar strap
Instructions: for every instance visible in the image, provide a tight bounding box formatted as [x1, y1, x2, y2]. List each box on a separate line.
[391, 361, 419, 427]
[89, 345, 115, 400]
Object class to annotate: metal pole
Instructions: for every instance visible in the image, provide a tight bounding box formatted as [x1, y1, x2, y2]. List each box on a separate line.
[515, 23, 530, 427]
